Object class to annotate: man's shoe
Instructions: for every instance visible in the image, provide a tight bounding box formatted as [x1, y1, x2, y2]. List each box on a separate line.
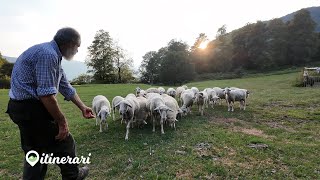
[77, 166, 89, 180]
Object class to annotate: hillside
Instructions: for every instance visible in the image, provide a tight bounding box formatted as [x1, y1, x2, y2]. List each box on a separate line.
[1, 71, 319, 179]
[3, 56, 88, 80]
[281, 6, 320, 32]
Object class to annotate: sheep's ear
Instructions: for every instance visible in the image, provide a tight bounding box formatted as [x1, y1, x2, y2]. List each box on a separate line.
[97, 111, 101, 118]
[115, 102, 121, 107]
[154, 107, 160, 111]
[175, 119, 178, 122]
[124, 101, 132, 108]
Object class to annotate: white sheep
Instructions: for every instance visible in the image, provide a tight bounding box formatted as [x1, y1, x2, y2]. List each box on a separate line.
[135, 96, 149, 127]
[146, 96, 172, 134]
[176, 86, 186, 105]
[111, 96, 124, 121]
[225, 88, 247, 112]
[135, 87, 142, 96]
[161, 94, 182, 129]
[158, 87, 166, 95]
[182, 85, 188, 89]
[167, 88, 176, 98]
[195, 91, 208, 116]
[116, 93, 140, 140]
[191, 87, 199, 96]
[92, 95, 111, 132]
[146, 87, 160, 94]
[212, 87, 227, 105]
[180, 90, 195, 115]
[204, 88, 220, 108]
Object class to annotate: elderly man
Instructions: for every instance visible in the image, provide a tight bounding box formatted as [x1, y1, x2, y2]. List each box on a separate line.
[6, 27, 94, 180]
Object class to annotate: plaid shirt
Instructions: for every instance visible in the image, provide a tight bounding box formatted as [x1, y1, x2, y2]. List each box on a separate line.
[9, 40, 76, 101]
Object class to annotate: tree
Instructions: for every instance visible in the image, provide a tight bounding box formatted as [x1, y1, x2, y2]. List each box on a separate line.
[287, 9, 317, 65]
[190, 33, 210, 74]
[113, 45, 133, 83]
[159, 40, 195, 85]
[70, 73, 93, 85]
[86, 30, 116, 83]
[139, 51, 161, 84]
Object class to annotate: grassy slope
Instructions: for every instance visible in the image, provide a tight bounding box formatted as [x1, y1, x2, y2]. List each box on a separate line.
[0, 72, 319, 179]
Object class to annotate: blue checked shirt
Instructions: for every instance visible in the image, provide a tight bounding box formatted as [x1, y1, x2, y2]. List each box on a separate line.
[9, 40, 76, 101]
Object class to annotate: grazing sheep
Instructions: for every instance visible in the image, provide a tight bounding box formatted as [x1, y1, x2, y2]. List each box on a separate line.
[135, 96, 149, 127]
[180, 90, 195, 115]
[167, 88, 177, 98]
[225, 88, 247, 112]
[116, 93, 140, 140]
[161, 94, 181, 129]
[176, 86, 187, 105]
[146, 87, 160, 94]
[92, 95, 111, 132]
[112, 96, 124, 121]
[146, 96, 172, 134]
[204, 88, 220, 108]
[158, 87, 166, 95]
[195, 91, 208, 116]
[212, 87, 227, 105]
[146, 92, 161, 99]
[191, 87, 199, 96]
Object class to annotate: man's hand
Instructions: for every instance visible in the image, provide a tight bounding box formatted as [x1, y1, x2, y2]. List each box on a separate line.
[81, 106, 95, 119]
[55, 120, 69, 141]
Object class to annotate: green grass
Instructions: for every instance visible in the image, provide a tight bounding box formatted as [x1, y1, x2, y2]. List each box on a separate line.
[1, 72, 320, 179]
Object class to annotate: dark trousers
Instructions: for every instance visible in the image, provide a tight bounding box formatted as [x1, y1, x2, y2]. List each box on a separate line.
[6, 99, 79, 180]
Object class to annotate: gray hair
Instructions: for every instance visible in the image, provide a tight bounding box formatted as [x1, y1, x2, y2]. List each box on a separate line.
[53, 27, 80, 46]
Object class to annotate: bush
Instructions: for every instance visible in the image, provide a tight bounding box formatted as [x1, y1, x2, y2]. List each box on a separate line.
[0, 75, 11, 89]
[70, 74, 93, 85]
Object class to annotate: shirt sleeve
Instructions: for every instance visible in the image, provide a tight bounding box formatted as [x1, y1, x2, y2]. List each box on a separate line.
[35, 54, 58, 97]
[59, 67, 76, 101]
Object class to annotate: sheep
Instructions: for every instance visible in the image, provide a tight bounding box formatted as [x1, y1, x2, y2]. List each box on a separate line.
[182, 85, 188, 89]
[111, 96, 124, 121]
[180, 90, 195, 115]
[167, 88, 176, 98]
[146, 87, 160, 94]
[204, 88, 220, 108]
[116, 93, 140, 140]
[92, 95, 111, 132]
[134, 96, 149, 127]
[176, 86, 187, 105]
[225, 88, 247, 112]
[212, 87, 227, 105]
[135, 87, 142, 96]
[161, 94, 182, 129]
[146, 92, 161, 99]
[195, 91, 208, 116]
[158, 87, 166, 95]
[191, 87, 199, 96]
[146, 96, 173, 134]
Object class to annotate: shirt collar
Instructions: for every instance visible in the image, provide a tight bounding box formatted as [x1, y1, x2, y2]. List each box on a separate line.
[50, 40, 63, 60]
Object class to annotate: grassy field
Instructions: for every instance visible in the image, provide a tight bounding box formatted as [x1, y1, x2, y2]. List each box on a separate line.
[1, 71, 320, 179]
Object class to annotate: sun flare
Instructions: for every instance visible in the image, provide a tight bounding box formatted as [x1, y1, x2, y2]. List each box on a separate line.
[198, 41, 208, 49]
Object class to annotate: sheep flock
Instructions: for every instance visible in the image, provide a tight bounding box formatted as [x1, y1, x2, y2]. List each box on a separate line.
[92, 86, 250, 140]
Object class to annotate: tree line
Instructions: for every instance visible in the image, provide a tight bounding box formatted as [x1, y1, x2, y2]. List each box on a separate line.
[139, 9, 320, 85]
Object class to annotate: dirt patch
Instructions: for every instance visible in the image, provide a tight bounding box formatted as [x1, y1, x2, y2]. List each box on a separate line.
[176, 170, 193, 179]
[210, 117, 246, 126]
[265, 121, 296, 133]
[232, 127, 275, 139]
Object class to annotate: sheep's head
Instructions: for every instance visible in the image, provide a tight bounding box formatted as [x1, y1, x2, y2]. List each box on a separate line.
[211, 96, 220, 104]
[154, 106, 173, 122]
[97, 106, 110, 123]
[117, 100, 132, 120]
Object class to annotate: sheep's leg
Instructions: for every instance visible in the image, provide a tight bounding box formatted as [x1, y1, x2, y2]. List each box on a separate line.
[201, 105, 204, 116]
[152, 115, 156, 133]
[227, 101, 230, 112]
[160, 118, 165, 134]
[112, 107, 115, 121]
[243, 100, 246, 110]
[231, 101, 234, 112]
[96, 117, 99, 126]
[99, 121, 103, 132]
[125, 118, 132, 140]
[105, 121, 108, 130]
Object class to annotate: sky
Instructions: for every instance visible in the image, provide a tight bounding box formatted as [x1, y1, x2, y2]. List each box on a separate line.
[0, 0, 319, 69]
